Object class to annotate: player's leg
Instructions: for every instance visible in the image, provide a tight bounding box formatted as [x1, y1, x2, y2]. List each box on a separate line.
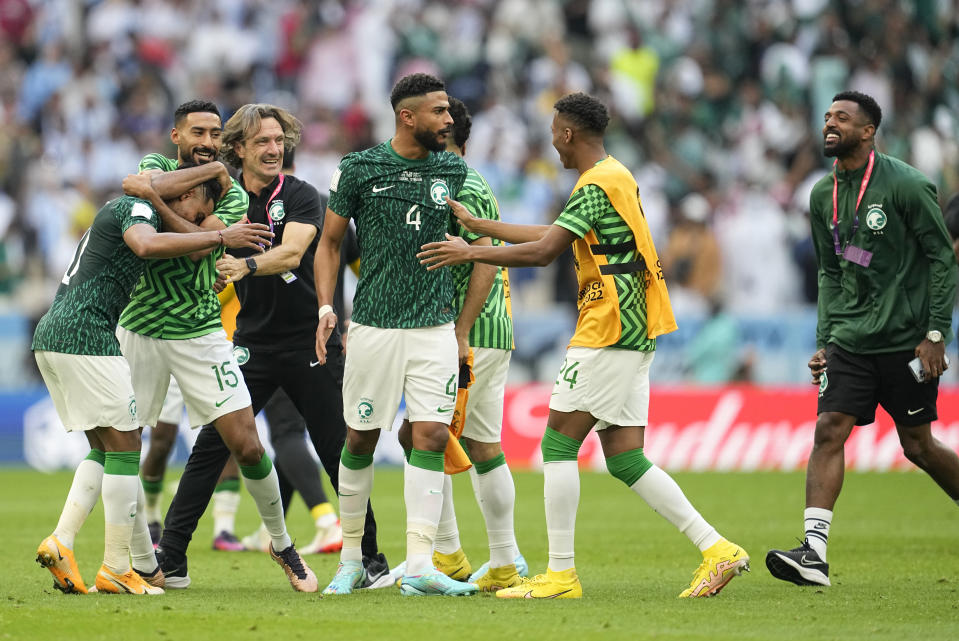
[264, 388, 342, 555]
[897, 422, 959, 501]
[397, 324, 477, 597]
[461, 347, 523, 590]
[141, 376, 183, 545]
[768, 344, 870, 587]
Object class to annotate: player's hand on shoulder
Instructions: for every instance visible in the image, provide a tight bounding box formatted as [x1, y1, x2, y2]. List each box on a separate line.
[123, 173, 156, 200]
[213, 161, 233, 196]
[219, 222, 274, 251]
[418, 233, 470, 270]
[445, 197, 479, 231]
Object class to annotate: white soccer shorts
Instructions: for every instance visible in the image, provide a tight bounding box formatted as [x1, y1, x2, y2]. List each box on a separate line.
[157, 375, 184, 425]
[35, 351, 139, 432]
[548, 346, 654, 429]
[461, 347, 511, 443]
[343, 322, 457, 430]
[116, 327, 251, 428]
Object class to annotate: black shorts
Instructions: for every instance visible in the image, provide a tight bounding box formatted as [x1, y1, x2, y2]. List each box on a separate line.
[817, 343, 938, 427]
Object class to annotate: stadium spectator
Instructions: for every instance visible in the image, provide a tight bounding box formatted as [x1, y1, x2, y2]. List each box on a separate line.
[418, 92, 749, 599]
[766, 91, 959, 587]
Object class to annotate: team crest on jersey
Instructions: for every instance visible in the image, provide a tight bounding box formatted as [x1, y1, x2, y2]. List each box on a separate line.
[357, 398, 374, 422]
[128, 398, 137, 419]
[430, 179, 450, 205]
[865, 205, 886, 231]
[269, 200, 285, 222]
[818, 371, 828, 397]
[233, 346, 250, 365]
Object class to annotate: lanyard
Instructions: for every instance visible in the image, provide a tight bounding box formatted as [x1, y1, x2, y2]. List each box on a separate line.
[831, 149, 874, 255]
[265, 174, 285, 234]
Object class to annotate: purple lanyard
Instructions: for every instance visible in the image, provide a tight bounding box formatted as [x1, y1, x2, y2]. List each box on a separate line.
[831, 149, 874, 255]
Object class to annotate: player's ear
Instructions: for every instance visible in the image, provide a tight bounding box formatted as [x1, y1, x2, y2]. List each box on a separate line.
[170, 127, 180, 145]
[180, 188, 196, 201]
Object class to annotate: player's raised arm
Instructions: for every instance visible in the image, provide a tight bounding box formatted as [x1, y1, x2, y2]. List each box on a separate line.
[446, 196, 549, 244]
[419, 225, 577, 270]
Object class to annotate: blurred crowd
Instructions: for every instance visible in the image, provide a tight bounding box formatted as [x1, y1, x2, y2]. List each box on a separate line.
[1, 0, 958, 354]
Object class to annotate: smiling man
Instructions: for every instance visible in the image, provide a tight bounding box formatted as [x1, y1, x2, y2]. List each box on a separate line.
[766, 90, 959, 587]
[313, 73, 477, 597]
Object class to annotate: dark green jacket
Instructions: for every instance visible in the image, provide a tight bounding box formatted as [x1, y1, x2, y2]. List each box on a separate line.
[810, 151, 957, 353]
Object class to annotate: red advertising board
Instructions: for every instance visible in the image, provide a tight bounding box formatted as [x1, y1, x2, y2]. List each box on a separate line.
[501, 384, 959, 471]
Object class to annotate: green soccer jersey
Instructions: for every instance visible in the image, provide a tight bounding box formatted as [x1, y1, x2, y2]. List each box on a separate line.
[450, 168, 513, 350]
[117, 153, 248, 339]
[554, 184, 656, 352]
[328, 141, 468, 328]
[32, 197, 160, 356]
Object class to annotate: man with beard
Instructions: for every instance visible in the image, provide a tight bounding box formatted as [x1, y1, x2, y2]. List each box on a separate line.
[314, 73, 477, 597]
[118, 100, 318, 592]
[766, 90, 959, 586]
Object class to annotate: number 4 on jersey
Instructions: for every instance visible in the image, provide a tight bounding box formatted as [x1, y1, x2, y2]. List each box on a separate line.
[405, 204, 422, 230]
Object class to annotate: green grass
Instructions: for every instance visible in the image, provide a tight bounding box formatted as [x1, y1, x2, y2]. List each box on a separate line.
[1, 467, 957, 641]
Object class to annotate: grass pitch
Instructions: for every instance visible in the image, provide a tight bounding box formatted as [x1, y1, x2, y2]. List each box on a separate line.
[1, 466, 957, 641]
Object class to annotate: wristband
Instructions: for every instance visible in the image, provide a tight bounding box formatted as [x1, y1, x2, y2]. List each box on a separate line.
[318, 304, 334, 319]
[217, 230, 224, 247]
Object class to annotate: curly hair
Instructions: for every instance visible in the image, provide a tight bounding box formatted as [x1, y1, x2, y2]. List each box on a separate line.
[447, 97, 472, 148]
[220, 104, 302, 168]
[390, 73, 446, 111]
[833, 90, 882, 130]
[174, 100, 221, 126]
[554, 93, 610, 135]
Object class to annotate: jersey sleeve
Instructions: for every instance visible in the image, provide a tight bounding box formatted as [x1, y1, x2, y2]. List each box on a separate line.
[117, 197, 160, 234]
[553, 184, 610, 238]
[286, 181, 323, 231]
[327, 155, 359, 219]
[138, 153, 177, 173]
[213, 179, 249, 227]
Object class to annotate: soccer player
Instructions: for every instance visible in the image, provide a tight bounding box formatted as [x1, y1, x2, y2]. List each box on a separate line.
[314, 73, 478, 597]
[418, 92, 750, 599]
[34, 172, 270, 595]
[396, 97, 526, 591]
[119, 100, 318, 592]
[766, 91, 959, 587]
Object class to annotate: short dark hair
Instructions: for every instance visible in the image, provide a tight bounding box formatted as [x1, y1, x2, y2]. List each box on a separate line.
[943, 192, 959, 241]
[554, 92, 610, 135]
[390, 73, 446, 111]
[177, 160, 223, 205]
[447, 97, 472, 148]
[174, 100, 221, 126]
[833, 91, 882, 130]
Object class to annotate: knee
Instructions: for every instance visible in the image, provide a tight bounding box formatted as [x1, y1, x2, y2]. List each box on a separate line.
[397, 421, 413, 452]
[899, 435, 929, 467]
[812, 414, 852, 452]
[233, 440, 265, 467]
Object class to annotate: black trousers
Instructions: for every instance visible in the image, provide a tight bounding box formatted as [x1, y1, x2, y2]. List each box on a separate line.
[159, 342, 379, 560]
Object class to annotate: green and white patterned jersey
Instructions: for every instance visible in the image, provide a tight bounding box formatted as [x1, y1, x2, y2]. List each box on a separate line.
[32, 197, 160, 356]
[554, 184, 656, 352]
[450, 168, 513, 350]
[328, 141, 468, 328]
[117, 153, 248, 339]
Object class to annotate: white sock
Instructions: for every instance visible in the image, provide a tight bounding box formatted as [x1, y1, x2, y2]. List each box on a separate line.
[212, 489, 241, 536]
[544, 461, 578, 572]
[339, 460, 374, 563]
[434, 474, 461, 554]
[53, 458, 104, 549]
[242, 465, 291, 552]
[101, 473, 139, 574]
[804, 507, 833, 562]
[404, 462, 444, 575]
[130, 484, 158, 573]
[475, 462, 518, 568]
[630, 465, 720, 552]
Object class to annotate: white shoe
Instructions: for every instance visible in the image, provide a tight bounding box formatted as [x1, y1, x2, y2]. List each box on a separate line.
[299, 519, 343, 555]
[240, 524, 270, 553]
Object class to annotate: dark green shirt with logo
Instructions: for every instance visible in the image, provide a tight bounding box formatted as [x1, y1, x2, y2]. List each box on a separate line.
[809, 151, 958, 353]
[328, 141, 467, 329]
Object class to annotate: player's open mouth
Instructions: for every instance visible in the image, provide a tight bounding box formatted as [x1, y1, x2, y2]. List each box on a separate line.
[194, 149, 215, 161]
[824, 132, 839, 144]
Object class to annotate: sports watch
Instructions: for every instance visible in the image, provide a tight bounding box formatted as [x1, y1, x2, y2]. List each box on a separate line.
[926, 330, 943, 343]
[245, 257, 258, 275]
